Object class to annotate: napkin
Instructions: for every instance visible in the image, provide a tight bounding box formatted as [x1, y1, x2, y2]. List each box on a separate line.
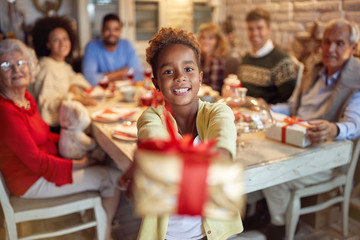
[112, 123, 137, 140]
[92, 108, 138, 122]
[84, 86, 113, 98]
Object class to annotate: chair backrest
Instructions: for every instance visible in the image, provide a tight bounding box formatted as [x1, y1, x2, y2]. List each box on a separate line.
[224, 56, 240, 77]
[290, 55, 304, 87]
[346, 138, 360, 186]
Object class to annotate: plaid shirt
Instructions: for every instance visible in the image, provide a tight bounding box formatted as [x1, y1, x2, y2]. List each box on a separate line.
[200, 55, 225, 93]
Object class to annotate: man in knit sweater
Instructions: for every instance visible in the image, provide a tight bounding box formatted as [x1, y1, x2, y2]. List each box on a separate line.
[262, 18, 360, 239]
[238, 8, 297, 104]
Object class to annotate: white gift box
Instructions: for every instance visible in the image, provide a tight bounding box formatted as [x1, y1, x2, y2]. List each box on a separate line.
[265, 113, 311, 148]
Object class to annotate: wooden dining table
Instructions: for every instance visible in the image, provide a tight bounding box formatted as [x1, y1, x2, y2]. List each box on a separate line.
[87, 92, 353, 194]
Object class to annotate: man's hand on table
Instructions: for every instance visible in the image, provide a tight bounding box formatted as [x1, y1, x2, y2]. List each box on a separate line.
[306, 119, 339, 144]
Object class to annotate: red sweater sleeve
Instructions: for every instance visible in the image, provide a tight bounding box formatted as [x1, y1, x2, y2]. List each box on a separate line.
[48, 132, 60, 144]
[0, 99, 72, 187]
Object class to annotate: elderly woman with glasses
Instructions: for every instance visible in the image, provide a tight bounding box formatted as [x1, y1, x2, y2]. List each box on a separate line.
[0, 39, 120, 240]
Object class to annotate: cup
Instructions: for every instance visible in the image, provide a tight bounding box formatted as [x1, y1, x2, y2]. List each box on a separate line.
[120, 86, 136, 102]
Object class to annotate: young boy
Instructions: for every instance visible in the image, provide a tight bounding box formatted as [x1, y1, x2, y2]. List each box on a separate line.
[122, 27, 243, 240]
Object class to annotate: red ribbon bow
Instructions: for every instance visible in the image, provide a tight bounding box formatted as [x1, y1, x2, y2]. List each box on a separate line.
[281, 116, 308, 143]
[138, 109, 218, 215]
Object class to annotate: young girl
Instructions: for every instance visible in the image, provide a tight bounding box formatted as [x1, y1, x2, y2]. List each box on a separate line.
[198, 23, 228, 94]
[128, 27, 242, 240]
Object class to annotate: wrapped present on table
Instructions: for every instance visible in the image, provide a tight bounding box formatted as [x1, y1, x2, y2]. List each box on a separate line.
[265, 114, 311, 148]
[133, 111, 244, 220]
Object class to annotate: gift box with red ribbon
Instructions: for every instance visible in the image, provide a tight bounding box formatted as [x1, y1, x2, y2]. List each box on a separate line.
[133, 111, 244, 220]
[265, 113, 311, 147]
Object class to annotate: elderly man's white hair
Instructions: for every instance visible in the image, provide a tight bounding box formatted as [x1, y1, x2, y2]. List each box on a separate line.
[0, 39, 39, 83]
[324, 18, 360, 45]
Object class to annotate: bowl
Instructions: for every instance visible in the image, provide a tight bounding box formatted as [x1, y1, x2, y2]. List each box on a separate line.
[120, 86, 137, 102]
[115, 80, 132, 89]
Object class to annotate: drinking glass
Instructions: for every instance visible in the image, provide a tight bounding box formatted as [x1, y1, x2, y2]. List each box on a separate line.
[140, 90, 154, 107]
[127, 68, 135, 81]
[144, 68, 153, 89]
[144, 68, 152, 79]
[97, 75, 109, 102]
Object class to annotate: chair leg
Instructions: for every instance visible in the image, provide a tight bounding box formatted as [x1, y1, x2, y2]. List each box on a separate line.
[286, 193, 300, 240]
[93, 197, 107, 240]
[343, 187, 351, 237]
[4, 219, 18, 240]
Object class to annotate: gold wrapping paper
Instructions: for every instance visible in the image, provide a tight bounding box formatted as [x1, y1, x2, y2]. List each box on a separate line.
[133, 150, 245, 220]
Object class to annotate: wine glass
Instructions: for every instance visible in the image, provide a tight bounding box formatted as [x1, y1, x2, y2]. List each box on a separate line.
[144, 68, 153, 89]
[127, 68, 135, 81]
[218, 88, 274, 151]
[97, 75, 109, 102]
[144, 68, 152, 80]
[140, 90, 154, 107]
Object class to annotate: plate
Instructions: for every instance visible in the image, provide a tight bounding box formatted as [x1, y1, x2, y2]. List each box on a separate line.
[92, 108, 139, 123]
[83, 86, 114, 98]
[112, 124, 137, 141]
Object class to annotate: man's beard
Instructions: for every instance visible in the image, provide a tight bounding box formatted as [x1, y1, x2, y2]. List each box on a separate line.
[104, 36, 119, 46]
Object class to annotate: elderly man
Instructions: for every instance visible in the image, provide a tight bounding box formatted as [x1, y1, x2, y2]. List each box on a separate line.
[238, 8, 297, 104]
[82, 14, 143, 86]
[261, 18, 360, 239]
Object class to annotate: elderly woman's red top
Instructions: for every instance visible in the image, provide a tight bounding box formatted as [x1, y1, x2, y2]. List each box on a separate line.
[0, 92, 73, 196]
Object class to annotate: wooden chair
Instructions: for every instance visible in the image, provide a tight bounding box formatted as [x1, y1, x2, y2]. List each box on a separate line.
[0, 172, 107, 240]
[290, 55, 304, 87]
[285, 138, 360, 240]
[224, 56, 241, 77]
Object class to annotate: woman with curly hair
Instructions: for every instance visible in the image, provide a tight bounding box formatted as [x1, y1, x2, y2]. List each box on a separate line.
[198, 23, 228, 93]
[119, 27, 243, 240]
[29, 16, 96, 132]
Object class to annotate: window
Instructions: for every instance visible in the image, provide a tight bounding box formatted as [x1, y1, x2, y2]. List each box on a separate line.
[135, 1, 158, 41]
[193, 2, 213, 33]
[88, 0, 119, 39]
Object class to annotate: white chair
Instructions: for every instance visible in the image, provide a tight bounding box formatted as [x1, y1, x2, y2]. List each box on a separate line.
[290, 55, 304, 87]
[285, 138, 360, 240]
[0, 172, 107, 240]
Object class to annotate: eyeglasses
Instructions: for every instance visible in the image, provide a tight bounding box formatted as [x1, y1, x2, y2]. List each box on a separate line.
[0, 60, 28, 72]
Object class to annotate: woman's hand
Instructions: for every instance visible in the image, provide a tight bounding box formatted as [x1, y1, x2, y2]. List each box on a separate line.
[72, 155, 96, 169]
[68, 85, 97, 106]
[305, 119, 339, 144]
[74, 96, 97, 106]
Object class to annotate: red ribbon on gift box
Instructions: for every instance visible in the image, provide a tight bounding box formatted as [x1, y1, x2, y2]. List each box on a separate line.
[137, 109, 218, 215]
[281, 116, 308, 143]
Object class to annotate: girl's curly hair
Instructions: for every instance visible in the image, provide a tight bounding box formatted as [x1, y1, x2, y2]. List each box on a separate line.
[146, 27, 200, 79]
[31, 16, 78, 63]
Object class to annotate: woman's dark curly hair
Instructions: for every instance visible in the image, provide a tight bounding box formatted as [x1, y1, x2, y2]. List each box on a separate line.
[31, 16, 78, 63]
[146, 27, 200, 79]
